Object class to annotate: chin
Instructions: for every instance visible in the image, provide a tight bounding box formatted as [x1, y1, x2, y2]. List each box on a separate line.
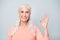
[21, 19, 28, 22]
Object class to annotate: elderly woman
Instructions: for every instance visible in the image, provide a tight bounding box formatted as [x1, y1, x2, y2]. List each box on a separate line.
[8, 5, 50, 40]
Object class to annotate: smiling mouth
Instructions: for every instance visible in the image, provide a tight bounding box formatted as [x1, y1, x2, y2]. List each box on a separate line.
[22, 16, 27, 19]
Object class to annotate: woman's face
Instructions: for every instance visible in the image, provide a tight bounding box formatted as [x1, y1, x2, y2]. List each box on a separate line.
[19, 7, 31, 22]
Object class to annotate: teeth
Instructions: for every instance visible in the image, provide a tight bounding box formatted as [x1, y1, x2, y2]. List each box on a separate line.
[22, 16, 26, 19]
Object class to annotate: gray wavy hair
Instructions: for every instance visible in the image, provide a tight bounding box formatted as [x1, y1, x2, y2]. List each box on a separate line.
[11, 5, 34, 36]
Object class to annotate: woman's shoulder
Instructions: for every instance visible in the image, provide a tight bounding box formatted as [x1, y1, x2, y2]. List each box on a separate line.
[8, 24, 16, 31]
[8, 24, 16, 36]
[33, 25, 41, 32]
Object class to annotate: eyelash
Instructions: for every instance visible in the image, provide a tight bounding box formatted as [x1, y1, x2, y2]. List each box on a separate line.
[26, 11, 29, 13]
[21, 11, 29, 13]
[21, 11, 24, 13]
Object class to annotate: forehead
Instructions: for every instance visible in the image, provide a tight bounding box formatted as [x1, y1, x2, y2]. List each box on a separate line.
[19, 6, 31, 11]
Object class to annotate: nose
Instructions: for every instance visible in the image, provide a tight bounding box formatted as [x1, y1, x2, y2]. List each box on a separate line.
[23, 12, 26, 16]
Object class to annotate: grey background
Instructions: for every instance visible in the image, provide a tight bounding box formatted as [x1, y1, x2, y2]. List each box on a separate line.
[0, 0, 60, 40]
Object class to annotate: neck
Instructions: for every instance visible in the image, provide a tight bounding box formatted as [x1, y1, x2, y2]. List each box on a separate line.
[19, 21, 28, 27]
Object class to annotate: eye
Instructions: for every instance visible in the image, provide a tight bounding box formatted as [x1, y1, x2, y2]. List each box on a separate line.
[21, 11, 24, 13]
[26, 11, 29, 13]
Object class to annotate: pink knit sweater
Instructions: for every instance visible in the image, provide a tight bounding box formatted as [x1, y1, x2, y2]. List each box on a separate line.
[8, 25, 49, 40]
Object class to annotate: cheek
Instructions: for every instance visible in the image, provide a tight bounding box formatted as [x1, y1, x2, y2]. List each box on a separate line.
[19, 13, 22, 18]
[26, 14, 30, 19]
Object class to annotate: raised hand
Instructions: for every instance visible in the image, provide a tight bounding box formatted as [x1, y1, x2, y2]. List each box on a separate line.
[40, 14, 49, 29]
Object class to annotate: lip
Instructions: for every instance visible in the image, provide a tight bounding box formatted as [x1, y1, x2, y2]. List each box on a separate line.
[22, 16, 27, 19]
